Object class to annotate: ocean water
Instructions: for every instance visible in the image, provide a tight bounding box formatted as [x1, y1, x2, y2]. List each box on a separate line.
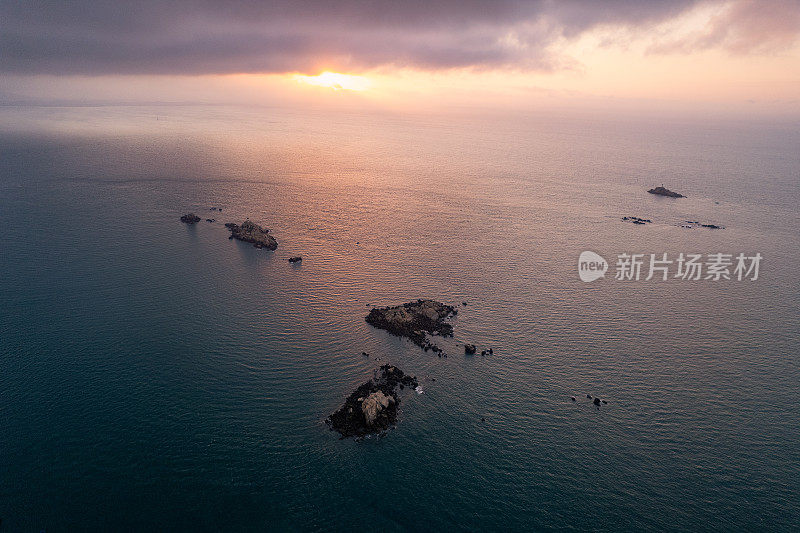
[1, 105, 798, 531]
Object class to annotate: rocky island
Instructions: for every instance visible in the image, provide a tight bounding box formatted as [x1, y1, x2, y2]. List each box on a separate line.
[365, 299, 456, 354]
[648, 186, 685, 198]
[225, 220, 278, 250]
[683, 220, 724, 229]
[326, 365, 419, 439]
[622, 216, 652, 225]
[180, 213, 201, 224]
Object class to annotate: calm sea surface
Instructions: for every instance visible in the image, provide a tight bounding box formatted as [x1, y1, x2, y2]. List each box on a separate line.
[1, 105, 798, 531]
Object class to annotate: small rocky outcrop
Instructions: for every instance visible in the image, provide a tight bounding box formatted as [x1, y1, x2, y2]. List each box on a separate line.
[326, 365, 419, 439]
[648, 186, 685, 198]
[180, 213, 201, 224]
[288, 256, 302, 263]
[464, 344, 477, 355]
[365, 299, 456, 354]
[361, 391, 393, 426]
[622, 216, 652, 225]
[225, 220, 278, 250]
[682, 221, 725, 230]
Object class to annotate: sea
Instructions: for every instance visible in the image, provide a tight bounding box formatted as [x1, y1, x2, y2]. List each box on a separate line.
[1, 103, 798, 531]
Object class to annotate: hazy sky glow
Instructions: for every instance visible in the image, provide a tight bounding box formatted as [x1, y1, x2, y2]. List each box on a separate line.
[1, 0, 799, 114]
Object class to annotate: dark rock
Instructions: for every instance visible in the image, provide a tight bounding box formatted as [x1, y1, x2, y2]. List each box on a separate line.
[481, 351, 486, 356]
[225, 219, 278, 250]
[683, 221, 725, 230]
[462, 301, 467, 306]
[586, 394, 592, 399]
[362, 352, 369, 357]
[571, 396, 576, 401]
[288, 256, 302, 263]
[180, 213, 201, 224]
[602, 400, 608, 404]
[365, 299, 456, 353]
[464, 344, 477, 355]
[593, 397, 601, 406]
[206, 218, 215, 222]
[481, 417, 486, 422]
[622, 216, 652, 225]
[488, 348, 493, 355]
[648, 186, 685, 198]
[326, 365, 419, 439]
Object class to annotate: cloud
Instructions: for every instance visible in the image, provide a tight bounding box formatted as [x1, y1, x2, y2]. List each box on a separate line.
[0, 0, 794, 76]
[648, 0, 800, 54]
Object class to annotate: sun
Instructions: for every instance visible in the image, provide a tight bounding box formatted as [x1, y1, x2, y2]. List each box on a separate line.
[295, 71, 371, 91]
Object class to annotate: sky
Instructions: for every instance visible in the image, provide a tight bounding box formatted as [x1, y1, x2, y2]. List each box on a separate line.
[1, 0, 799, 115]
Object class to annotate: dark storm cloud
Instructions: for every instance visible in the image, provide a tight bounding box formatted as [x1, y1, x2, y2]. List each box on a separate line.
[0, 0, 790, 75]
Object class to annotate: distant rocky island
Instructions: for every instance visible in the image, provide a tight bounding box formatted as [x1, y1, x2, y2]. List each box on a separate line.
[648, 186, 685, 198]
[622, 216, 652, 225]
[326, 365, 419, 439]
[365, 299, 456, 354]
[180, 213, 201, 224]
[225, 220, 278, 250]
[621, 216, 724, 229]
[682, 220, 723, 229]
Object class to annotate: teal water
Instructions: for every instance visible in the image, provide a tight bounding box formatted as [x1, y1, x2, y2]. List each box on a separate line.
[1, 105, 799, 531]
